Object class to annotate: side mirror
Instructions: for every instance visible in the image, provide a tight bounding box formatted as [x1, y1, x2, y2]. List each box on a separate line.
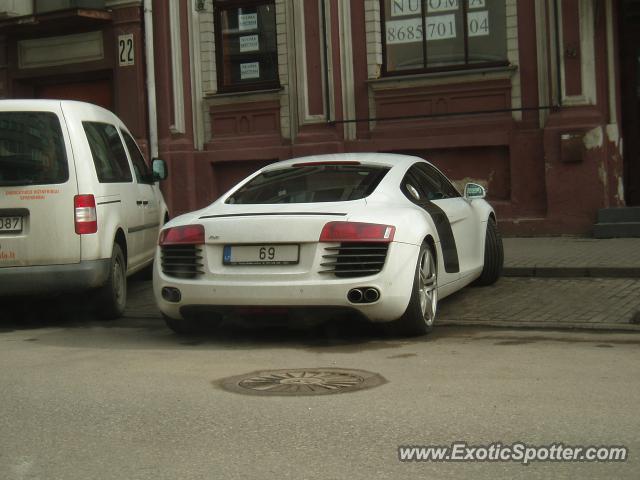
[464, 183, 486, 200]
[152, 158, 168, 181]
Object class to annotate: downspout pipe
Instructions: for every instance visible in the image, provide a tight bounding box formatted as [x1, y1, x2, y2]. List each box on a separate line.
[144, 0, 159, 159]
[321, 0, 331, 122]
[553, 0, 563, 108]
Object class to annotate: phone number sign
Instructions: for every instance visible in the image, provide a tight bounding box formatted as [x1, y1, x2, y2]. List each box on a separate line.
[386, 14, 456, 44]
[386, 10, 489, 44]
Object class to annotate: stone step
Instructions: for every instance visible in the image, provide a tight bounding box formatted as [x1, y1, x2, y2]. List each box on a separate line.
[593, 222, 640, 238]
[597, 206, 640, 223]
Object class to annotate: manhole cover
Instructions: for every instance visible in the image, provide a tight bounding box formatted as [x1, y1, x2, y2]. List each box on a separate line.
[219, 368, 386, 396]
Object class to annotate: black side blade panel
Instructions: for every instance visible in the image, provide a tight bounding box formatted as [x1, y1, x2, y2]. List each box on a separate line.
[415, 201, 460, 273]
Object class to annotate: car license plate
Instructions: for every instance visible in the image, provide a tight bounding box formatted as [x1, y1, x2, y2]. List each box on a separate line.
[223, 244, 299, 265]
[0, 216, 22, 233]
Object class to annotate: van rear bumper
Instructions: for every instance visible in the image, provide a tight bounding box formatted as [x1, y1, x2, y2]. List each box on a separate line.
[0, 259, 111, 296]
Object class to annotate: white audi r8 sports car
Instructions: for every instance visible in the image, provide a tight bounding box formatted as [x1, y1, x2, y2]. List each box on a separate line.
[153, 153, 503, 336]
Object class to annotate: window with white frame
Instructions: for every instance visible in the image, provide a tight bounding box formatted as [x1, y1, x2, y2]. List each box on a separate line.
[381, 0, 508, 75]
[214, 0, 280, 92]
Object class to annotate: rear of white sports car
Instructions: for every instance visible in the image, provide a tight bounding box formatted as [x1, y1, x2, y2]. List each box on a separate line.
[153, 160, 422, 331]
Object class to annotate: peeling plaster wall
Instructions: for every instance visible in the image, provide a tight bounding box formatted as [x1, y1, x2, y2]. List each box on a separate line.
[583, 126, 603, 150]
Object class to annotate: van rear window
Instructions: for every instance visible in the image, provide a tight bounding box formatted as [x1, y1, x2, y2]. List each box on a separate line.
[226, 164, 390, 204]
[0, 112, 68, 186]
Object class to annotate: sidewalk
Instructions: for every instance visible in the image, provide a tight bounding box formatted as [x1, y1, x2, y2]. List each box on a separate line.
[503, 237, 640, 277]
[437, 277, 640, 331]
[438, 236, 640, 331]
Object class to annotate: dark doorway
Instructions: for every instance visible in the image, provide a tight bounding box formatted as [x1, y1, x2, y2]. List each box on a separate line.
[36, 79, 113, 111]
[620, 0, 640, 205]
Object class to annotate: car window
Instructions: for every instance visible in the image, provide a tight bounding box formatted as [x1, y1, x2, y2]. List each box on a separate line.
[412, 163, 460, 200]
[83, 122, 133, 183]
[122, 130, 152, 184]
[226, 164, 390, 204]
[0, 111, 68, 186]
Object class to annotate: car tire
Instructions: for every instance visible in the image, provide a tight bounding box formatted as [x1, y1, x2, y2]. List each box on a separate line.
[163, 313, 201, 335]
[95, 243, 127, 320]
[390, 242, 438, 336]
[474, 217, 504, 286]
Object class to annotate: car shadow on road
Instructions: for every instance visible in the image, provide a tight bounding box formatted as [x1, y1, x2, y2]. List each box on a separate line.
[175, 315, 409, 353]
[1, 295, 96, 332]
[1, 278, 452, 352]
[0, 277, 156, 333]
[1, 305, 452, 353]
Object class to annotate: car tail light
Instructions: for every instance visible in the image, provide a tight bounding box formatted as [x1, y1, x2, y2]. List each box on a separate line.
[74, 194, 97, 234]
[319, 221, 395, 243]
[159, 225, 205, 246]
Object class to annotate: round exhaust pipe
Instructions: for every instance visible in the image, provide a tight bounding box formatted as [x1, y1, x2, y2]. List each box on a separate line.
[364, 288, 380, 303]
[347, 288, 364, 303]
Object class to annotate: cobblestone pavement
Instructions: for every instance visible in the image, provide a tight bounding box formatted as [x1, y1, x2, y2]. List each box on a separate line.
[438, 277, 640, 331]
[126, 277, 640, 331]
[504, 237, 640, 276]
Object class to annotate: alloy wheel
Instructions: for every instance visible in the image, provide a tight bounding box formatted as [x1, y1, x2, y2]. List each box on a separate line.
[418, 248, 437, 326]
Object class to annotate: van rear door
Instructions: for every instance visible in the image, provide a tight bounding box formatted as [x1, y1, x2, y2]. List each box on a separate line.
[0, 106, 80, 267]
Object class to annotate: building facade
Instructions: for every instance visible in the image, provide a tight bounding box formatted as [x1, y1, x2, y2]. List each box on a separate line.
[0, 0, 638, 235]
[0, 0, 150, 151]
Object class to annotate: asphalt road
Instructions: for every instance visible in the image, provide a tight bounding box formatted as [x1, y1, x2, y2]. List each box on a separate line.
[1, 301, 639, 480]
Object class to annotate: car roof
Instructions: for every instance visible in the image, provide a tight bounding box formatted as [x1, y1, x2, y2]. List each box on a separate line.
[262, 153, 428, 171]
[0, 99, 128, 133]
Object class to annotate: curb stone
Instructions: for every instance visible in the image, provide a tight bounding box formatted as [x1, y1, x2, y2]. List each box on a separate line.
[504, 267, 640, 278]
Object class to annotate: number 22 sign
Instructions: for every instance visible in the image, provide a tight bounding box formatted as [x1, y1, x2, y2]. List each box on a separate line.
[118, 34, 135, 67]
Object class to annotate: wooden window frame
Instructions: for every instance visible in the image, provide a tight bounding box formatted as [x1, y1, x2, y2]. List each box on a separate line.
[380, 0, 509, 77]
[214, 0, 281, 93]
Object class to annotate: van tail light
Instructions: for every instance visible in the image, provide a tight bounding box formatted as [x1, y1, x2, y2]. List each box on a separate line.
[74, 194, 97, 234]
[319, 222, 395, 243]
[159, 225, 205, 246]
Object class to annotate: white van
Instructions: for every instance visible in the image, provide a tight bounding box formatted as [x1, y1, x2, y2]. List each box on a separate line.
[0, 100, 169, 319]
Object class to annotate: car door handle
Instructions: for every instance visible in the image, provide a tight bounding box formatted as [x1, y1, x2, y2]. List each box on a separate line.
[142, 200, 149, 205]
[136, 200, 143, 205]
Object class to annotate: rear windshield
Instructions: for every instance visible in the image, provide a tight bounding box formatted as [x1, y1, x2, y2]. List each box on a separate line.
[0, 112, 68, 186]
[226, 164, 390, 204]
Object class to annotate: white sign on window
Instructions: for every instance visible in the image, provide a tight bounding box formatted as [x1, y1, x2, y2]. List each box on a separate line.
[425, 0, 459, 13]
[468, 0, 486, 8]
[240, 62, 260, 79]
[390, 0, 460, 15]
[239, 35, 260, 52]
[467, 10, 489, 37]
[386, 18, 423, 44]
[426, 14, 456, 41]
[238, 13, 258, 31]
[386, 14, 457, 44]
[390, 0, 422, 17]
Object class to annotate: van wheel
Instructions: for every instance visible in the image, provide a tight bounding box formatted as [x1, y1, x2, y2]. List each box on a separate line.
[388, 242, 438, 337]
[96, 244, 127, 320]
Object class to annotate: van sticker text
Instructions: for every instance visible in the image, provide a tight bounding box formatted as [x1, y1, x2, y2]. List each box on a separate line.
[0, 250, 16, 261]
[4, 188, 60, 201]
